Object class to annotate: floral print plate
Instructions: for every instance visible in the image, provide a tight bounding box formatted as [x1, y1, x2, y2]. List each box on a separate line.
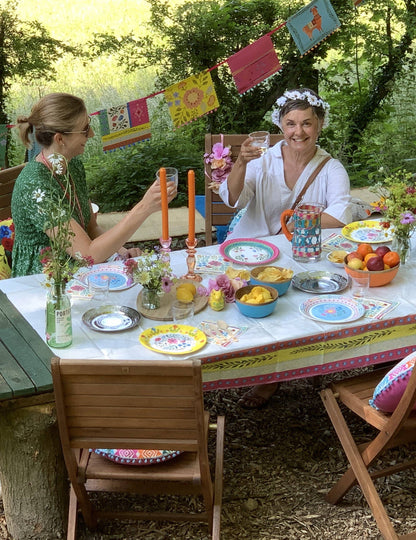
[219, 238, 280, 266]
[341, 220, 393, 243]
[299, 295, 365, 323]
[139, 324, 207, 355]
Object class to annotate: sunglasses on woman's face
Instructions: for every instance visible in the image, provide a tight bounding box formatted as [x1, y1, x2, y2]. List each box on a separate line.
[62, 116, 92, 137]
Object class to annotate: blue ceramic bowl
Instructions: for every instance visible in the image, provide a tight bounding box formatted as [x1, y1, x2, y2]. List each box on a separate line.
[235, 285, 278, 318]
[250, 266, 293, 296]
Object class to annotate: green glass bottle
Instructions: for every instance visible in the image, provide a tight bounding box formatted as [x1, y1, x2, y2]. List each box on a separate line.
[45, 282, 72, 348]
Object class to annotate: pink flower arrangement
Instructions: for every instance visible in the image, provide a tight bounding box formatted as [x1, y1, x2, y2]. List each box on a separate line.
[204, 142, 233, 192]
[207, 274, 247, 303]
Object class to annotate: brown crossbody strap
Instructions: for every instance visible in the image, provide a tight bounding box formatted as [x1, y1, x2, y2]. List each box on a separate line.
[290, 155, 331, 211]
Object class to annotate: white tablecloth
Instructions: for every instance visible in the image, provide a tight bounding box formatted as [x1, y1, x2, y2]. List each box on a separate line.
[2, 231, 416, 390]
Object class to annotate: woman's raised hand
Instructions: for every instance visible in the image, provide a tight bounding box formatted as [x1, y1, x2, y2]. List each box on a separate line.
[238, 137, 262, 164]
[140, 179, 177, 215]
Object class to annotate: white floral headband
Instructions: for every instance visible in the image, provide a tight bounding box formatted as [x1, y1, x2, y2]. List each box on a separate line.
[271, 90, 330, 129]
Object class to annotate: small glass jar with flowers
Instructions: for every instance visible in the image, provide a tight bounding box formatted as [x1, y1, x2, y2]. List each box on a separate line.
[370, 169, 416, 264]
[124, 250, 174, 310]
[34, 154, 93, 347]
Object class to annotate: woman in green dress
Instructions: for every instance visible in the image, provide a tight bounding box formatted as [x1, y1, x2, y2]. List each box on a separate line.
[12, 93, 177, 276]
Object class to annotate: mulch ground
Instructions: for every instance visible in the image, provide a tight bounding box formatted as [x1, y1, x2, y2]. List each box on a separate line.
[2, 374, 416, 539]
[1, 236, 416, 539]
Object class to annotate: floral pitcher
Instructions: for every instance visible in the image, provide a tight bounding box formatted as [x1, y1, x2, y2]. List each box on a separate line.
[280, 203, 324, 262]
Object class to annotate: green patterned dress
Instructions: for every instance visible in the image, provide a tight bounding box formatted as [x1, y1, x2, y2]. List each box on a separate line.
[11, 157, 91, 277]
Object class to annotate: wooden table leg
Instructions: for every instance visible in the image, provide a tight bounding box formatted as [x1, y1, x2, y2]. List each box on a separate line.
[0, 393, 67, 540]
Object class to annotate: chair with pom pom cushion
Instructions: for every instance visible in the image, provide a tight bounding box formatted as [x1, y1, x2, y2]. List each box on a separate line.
[320, 358, 416, 540]
[370, 352, 416, 412]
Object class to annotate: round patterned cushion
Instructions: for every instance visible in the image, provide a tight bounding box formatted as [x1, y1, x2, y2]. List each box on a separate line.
[369, 352, 416, 413]
[93, 448, 182, 466]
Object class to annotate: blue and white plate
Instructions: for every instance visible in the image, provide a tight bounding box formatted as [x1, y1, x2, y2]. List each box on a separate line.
[77, 263, 135, 291]
[299, 295, 365, 323]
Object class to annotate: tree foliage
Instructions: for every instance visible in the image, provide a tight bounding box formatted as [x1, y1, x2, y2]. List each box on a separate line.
[0, 0, 79, 124]
[90, 0, 416, 171]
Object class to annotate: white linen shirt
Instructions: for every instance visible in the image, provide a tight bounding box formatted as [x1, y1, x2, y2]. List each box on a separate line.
[218, 140, 352, 240]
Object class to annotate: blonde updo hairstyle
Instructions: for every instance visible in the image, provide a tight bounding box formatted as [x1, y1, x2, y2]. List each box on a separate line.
[16, 93, 87, 148]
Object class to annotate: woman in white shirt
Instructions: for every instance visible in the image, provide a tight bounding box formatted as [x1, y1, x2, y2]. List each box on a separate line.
[219, 88, 352, 408]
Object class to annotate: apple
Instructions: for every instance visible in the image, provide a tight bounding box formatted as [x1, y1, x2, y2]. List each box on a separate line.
[375, 245, 391, 258]
[346, 251, 363, 262]
[347, 258, 364, 270]
[366, 256, 385, 271]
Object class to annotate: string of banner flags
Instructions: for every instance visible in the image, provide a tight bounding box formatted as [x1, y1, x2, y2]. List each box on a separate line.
[1, 0, 366, 167]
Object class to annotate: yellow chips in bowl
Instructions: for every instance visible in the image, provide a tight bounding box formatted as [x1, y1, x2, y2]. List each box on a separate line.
[327, 250, 348, 264]
[240, 286, 273, 305]
[226, 267, 250, 281]
[256, 267, 294, 282]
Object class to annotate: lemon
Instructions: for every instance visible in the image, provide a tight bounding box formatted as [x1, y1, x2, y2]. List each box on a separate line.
[176, 286, 194, 303]
[179, 282, 196, 296]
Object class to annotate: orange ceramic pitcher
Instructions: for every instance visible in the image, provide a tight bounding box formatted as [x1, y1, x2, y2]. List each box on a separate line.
[280, 202, 324, 262]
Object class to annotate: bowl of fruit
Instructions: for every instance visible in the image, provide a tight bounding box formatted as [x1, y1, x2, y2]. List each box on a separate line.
[344, 243, 400, 287]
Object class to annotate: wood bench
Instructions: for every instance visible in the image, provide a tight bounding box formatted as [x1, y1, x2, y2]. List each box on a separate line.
[0, 291, 53, 400]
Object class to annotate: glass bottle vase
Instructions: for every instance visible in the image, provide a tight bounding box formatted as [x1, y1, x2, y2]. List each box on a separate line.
[392, 232, 411, 265]
[141, 287, 160, 310]
[45, 282, 72, 348]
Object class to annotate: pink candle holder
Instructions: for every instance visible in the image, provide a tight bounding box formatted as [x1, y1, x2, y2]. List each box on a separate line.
[182, 238, 202, 282]
[159, 237, 172, 263]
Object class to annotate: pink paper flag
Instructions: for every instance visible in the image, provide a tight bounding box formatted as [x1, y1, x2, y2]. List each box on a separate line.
[227, 35, 282, 94]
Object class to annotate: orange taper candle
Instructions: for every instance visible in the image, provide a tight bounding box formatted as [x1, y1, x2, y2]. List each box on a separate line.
[188, 170, 195, 243]
[159, 168, 169, 241]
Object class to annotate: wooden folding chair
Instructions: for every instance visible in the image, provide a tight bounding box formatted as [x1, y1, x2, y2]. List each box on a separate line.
[320, 366, 416, 539]
[0, 163, 25, 220]
[52, 357, 225, 540]
[204, 134, 283, 245]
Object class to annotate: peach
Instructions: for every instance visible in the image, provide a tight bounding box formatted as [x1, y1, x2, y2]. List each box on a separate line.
[346, 251, 363, 262]
[347, 258, 364, 270]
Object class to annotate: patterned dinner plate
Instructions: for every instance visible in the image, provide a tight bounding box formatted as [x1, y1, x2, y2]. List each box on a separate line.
[341, 220, 393, 243]
[299, 295, 365, 324]
[219, 238, 280, 266]
[77, 263, 135, 291]
[139, 324, 207, 355]
[93, 448, 182, 466]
